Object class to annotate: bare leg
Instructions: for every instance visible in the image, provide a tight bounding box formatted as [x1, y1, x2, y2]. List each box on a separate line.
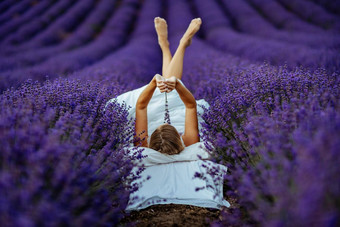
[154, 17, 172, 76]
[163, 18, 202, 80]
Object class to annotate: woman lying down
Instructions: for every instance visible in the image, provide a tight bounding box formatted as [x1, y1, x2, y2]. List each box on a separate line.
[107, 17, 230, 210]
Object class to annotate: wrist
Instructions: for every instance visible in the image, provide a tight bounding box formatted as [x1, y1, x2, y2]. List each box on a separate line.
[175, 78, 182, 88]
[150, 76, 157, 86]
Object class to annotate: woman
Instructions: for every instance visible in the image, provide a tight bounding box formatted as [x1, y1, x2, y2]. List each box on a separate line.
[116, 17, 230, 210]
[134, 17, 202, 154]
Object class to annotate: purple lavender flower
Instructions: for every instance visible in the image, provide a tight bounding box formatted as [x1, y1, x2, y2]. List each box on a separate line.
[0, 78, 140, 226]
[0, 0, 339, 225]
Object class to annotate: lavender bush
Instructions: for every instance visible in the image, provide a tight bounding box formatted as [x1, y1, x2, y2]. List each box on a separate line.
[201, 65, 340, 226]
[0, 0, 117, 72]
[0, 78, 137, 226]
[0, 0, 16, 15]
[246, 0, 326, 33]
[1, 0, 76, 49]
[218, 0, 340, 48]
[0, 0, 32, 25]
[0, 0, 54, 41]
[12, 0, 97, 49]
[312, 0, 340, 15]
[277, 0, 340, 31]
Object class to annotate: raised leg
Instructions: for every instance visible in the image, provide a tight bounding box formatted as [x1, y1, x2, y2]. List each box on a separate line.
[163, 18, 202, 80]
[154, 17, 172, 76]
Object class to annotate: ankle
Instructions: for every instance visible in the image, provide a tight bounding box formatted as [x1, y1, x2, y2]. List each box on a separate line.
[159, 40, 169, 48]
[179, 38, 190, 48]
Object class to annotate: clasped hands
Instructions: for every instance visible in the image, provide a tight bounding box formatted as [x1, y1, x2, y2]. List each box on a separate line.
[155, 74, 177, 93]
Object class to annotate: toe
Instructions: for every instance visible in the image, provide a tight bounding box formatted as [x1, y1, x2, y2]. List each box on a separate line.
[195, 18, 201, 22]
[160, 18, 167, 24]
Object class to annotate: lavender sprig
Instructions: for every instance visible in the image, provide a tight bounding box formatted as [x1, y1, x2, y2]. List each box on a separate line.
[164, 92, 171, 124]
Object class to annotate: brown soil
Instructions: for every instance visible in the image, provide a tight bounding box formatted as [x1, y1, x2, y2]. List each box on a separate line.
[121, 204, 221, 226]
[120, 198, 237, 226]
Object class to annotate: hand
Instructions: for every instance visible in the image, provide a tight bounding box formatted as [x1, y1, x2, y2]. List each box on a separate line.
[154, 74, 177, 93]
[163, 76, 176, 92]
[155, 74, 167, 93]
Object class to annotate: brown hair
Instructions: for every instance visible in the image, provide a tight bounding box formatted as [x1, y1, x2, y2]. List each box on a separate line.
[149, 124, 184, 155]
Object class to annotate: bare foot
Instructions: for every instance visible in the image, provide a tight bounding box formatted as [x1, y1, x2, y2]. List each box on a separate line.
[180, 18, 202, 47]
[154, 17, 169, 49]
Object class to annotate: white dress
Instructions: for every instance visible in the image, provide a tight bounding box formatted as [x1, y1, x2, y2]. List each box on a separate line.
[108, 79, 208, 137]
[106, 79, 230, 210]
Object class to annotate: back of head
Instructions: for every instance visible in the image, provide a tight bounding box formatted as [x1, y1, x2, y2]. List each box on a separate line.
[149, 124, 184, 155]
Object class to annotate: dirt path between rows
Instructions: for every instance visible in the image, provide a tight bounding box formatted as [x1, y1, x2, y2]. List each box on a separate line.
[120, 198, 237, 226]
[121, 204, 221, 226]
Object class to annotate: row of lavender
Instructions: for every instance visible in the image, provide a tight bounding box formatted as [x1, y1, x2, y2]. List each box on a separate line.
[0, 0, 339, 91]
[0, 79, 136, 226]
[199, 65, 340, 226]
[0, 0, 339, 225]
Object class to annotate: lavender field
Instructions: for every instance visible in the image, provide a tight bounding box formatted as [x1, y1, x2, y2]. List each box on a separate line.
[1, 0, 339, 226]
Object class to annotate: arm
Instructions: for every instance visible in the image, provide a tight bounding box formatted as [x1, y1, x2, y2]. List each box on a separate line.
[134, 76, 157, 147]
[175, 79, 200, 146]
